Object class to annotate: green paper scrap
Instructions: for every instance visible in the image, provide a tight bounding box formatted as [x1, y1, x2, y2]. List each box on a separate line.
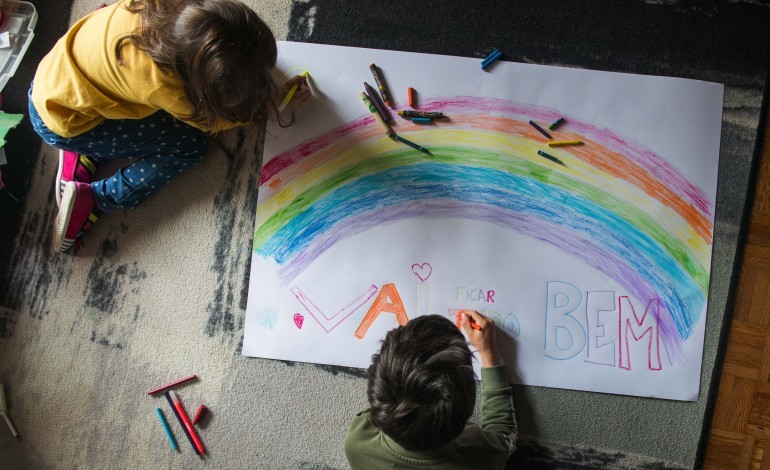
[0, 111, 23, 148]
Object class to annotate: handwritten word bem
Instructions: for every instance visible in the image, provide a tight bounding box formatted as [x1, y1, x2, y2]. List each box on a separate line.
[457, 287, 496, 303]
[544, 281, 663, 371]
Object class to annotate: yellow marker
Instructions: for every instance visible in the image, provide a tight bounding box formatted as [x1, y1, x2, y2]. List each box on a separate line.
[278, 71, 309, 112]
[547, 140, 583, 147]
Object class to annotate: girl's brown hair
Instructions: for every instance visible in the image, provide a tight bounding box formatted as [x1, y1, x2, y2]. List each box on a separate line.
[116, 0, 278, 130]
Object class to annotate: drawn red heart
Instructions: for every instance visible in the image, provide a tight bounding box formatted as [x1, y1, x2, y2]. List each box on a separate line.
[293, 313, 304, 329]
[411, 263, 432, 282]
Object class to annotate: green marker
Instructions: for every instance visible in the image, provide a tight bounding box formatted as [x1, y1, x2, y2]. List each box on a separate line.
[537, 150, 565, 166]
[548, 117, 566, 130]
[393, 134, 432, 156]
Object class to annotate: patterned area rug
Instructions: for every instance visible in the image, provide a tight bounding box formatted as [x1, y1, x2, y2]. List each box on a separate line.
[0, 0, 768, 468]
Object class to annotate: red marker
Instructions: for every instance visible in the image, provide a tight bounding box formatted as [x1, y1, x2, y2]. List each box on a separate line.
[164, 391, 198, 455]
[168, 390, 205, 455]
[408, 87, 416, 108]
[193, 405, 208, 425]
[147, 374, 197, 395]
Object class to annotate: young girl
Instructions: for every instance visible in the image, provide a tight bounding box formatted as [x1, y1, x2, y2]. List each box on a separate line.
[28, 0, 309, 252]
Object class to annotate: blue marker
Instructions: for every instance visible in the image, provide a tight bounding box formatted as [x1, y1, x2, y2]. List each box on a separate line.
[155, 407, 178, 451]
[412, 117, 432, 124]
[481, 49, 500, 67]
[481, 49, 502, 70]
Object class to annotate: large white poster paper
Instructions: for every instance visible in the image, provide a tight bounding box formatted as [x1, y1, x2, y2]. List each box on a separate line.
[243, 41, 723, 401]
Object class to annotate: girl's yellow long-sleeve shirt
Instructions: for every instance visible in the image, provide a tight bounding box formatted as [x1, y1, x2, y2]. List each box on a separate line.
[31, 0, 234, 137]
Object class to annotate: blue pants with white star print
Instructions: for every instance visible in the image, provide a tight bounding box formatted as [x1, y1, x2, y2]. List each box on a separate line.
[28, 88, 208, 213]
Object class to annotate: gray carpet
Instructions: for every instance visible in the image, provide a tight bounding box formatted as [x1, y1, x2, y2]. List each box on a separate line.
[1, 0, 767, 469]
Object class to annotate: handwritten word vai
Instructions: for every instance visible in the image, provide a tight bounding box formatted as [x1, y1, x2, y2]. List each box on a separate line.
[545, 281, 663, 371]
[293, 282, 502, 340]
[290, 283, 408, 338]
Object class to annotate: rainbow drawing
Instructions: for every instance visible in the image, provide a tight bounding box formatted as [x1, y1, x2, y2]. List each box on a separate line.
[253, 96, 714, 358]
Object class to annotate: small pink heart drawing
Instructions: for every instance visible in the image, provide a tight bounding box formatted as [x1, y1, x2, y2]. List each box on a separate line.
[411, 263, 432, 282]
[293, 313, 304, 329]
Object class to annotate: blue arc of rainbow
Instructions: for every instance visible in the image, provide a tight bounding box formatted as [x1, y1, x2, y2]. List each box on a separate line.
[253, 97, 715, 360]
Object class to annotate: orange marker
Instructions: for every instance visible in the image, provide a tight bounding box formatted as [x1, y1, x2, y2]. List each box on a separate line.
[451, 310, 483, 331]
[408, 87, 416, 108]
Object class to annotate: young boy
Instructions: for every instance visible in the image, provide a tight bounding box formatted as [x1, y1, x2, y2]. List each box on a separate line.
[344, 310, 517, 469]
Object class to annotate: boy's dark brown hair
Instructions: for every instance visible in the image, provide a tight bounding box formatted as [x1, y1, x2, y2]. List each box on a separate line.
[367, 315, 476, 451]
[116, 0, 278, 129]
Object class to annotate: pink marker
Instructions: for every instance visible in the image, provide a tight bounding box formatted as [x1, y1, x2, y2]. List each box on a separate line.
[147, 374, 197, 395]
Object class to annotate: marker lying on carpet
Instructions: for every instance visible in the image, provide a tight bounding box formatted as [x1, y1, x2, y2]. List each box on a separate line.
[548, 117, 566, 130]
[148, 374, 197, 395]
[0, 384, 18, 438]
[193, 405, 208, 425]
[529, 120, 552, 139]
[537, 150, 565, 166]
[165, 391, 199, 455]
[412, 117, 432, 124]
[169, 390, 205, 455]
[547, 140, 583, 147]
[155, 407, 178, 451]
[481, 49, 502, 70]
[393, 134, 432, 155]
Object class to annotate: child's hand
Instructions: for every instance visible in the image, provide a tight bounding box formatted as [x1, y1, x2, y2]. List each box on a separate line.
[460, 310, 503, 367]
[279, 75, 312, 112]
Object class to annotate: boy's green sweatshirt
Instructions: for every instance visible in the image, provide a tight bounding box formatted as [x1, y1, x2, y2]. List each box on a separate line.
[344, 365, 517, 469]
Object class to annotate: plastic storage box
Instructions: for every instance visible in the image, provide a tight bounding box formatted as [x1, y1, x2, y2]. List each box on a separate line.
[0, 1, 37, 92]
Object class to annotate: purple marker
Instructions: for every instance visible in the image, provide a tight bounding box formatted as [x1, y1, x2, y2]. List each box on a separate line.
[529, 120, 552, 139]
[364, 82, 391, 122]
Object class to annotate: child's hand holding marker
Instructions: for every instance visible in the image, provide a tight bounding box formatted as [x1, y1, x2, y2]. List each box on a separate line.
[278, 73, 313, 112]
[459, 310, 503, 367]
